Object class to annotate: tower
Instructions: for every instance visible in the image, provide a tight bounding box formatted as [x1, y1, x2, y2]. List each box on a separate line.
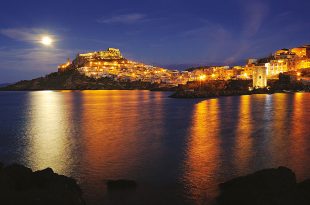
[253, 66, 267, 88]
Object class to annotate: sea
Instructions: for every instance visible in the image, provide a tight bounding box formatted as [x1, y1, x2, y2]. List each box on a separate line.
[0, 90, 309, 205]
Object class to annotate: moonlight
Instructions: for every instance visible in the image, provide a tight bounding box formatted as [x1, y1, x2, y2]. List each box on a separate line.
[40, 36, 53, 46]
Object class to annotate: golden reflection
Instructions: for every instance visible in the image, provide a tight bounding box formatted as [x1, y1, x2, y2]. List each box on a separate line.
[81, 90, 139, 179]
[25, 91, 73, 174]
[183, 99, 220, 203]
[288, 93, 309, 179]
[80, 90, 165, 181]
[268, 94, 289, 162]
[233, 95, 253, 172]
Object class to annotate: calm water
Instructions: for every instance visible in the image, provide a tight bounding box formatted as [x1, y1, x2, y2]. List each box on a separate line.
[0, 91, 310, 205]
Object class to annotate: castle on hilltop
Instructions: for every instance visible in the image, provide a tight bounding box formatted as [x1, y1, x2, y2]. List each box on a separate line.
[78, 48, 123, 61]
[58, 48, 123, 72]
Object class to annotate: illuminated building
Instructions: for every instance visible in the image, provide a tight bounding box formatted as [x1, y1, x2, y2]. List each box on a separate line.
[79, 48, 123, 60]
[274, 49, 290, 58]
[247, 59, 258, 65]
[290, 47, 309, 58]
[252, 66, 267, 88]
[267, 59, 292, 77]
[297, 59, 310, 69]
[58, 58, 71, 72]
[293, 46, 310, 69]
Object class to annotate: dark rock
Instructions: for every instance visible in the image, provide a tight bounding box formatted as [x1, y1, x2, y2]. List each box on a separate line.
[107, 179, 137, 190]
[0, 162, 85, 205]
[217, 167, 310, 205]
[297, 179, 310, 203]
[32, 168, 54, 188]
[3, 164, 33, 191]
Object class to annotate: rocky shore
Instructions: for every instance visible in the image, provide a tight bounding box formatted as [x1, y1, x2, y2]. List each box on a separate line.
[217, 167, 310, 205]
[0, 163, 85, 205]
[1, 162, 310, 205]
[170, 89, 308, 99]
[170, 90, 253, 98]
[170, 79, 308, 98]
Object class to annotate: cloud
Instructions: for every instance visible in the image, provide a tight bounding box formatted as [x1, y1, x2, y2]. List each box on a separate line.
[181, 20, 230, 39]
[0, 47, 74, 74]
[178, 0, 270, 65]
[242, 0, 269, 37]
[179, 20, 237, 64]
[97, 13, 146, 24]
[0, 28, 74, 74]
[0, 28, 57, 44]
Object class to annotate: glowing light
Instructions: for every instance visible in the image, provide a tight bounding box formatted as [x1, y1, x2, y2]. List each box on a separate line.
[40, 36, 53, 46]
[199, 74, 207, 81]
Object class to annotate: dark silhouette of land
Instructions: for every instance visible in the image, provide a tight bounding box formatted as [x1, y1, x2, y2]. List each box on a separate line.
[217, 167, 310, 205]
[171, 79, 308, 98]
[2, 162, 310, 205]
[0, 162, 85, 205]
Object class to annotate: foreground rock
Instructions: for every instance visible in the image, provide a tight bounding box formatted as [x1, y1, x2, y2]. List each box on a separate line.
[0, 163, 85, 205]
[217, 167, 310, 205]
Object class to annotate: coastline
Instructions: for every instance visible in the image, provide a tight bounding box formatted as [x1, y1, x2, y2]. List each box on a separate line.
[3, 163, 310, 205]
[0, 88, 308, 100]
[169, 89, 309, 99]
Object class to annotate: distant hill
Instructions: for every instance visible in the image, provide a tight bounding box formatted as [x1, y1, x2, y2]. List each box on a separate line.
[162, 63, 206, 71]
[0, 83, 11, 88]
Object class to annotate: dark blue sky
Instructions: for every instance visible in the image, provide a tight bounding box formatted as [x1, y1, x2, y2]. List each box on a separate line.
[0, 0, 309, 83]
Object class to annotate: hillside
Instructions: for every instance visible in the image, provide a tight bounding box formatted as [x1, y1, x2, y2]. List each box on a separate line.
[0, 83, 11, 88]
[1, 48, 181, 91]
[0, 69, 167, 91]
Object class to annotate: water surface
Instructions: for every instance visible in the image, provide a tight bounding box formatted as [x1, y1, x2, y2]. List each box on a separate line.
[0, 91, 309, 204]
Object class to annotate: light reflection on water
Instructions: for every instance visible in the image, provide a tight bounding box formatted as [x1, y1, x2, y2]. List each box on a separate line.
[23, 91, 75, 174]
[233, 95, 253, 173]
[0, 91, 309, 205]
[183, 99, 221, 204]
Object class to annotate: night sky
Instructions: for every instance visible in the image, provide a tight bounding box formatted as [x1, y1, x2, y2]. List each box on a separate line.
[1, 0, 310, 83]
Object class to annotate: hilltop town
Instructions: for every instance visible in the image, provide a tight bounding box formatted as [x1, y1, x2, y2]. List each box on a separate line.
[2, 45, 310, 92]
[58, 46, 310, 88]
[58, 48, 190, 86]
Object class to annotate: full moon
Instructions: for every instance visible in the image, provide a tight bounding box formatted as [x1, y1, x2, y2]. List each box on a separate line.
[40, 36, 53, 46]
